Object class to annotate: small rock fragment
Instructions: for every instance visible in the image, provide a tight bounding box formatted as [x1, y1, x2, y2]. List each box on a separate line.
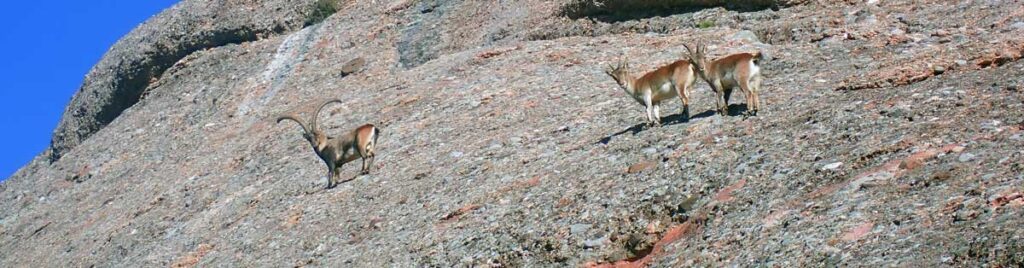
[957, 153, 975, 162]
[821, 162, 843, 171]
[931, 170, 952, 181]
[841, 221, 875, 241]
[677, 195, 698, 213]
[646, 220, 663, 234]
[729, 30, 762, 44]
[1011, 22, 1024, 30]
[901, 158, 925, 170]
[340, 57, 366, 76]
[570, 224, 591, 235]
[583, 236, 607, 248]
[627, 161, 658, 173]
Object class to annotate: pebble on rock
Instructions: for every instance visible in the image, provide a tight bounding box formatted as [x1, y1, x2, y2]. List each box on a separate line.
[958, 153, 976, 162]
[821, 162, 843, 171]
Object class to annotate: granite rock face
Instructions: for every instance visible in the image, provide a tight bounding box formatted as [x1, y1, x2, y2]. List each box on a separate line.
[48, 0, 323, 161]
[6, 0, 1024, 266]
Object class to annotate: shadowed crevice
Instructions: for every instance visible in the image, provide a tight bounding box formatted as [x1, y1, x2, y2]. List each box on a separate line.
[560, 0, 805, 22]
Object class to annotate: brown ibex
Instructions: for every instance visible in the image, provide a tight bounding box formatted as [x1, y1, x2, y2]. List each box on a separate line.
[683, 43, 764, 116]
[605, 57, 699, 126]
[277, 99, 380, 189]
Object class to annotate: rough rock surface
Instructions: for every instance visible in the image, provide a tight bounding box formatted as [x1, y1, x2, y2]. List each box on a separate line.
[5, 0, 1024, 266]
[48, 0, 324, 161]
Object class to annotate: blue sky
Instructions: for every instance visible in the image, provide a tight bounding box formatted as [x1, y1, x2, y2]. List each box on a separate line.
[0, 1, 179, 180]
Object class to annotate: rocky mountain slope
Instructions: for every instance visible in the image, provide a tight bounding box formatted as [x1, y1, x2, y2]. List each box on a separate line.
[3, 0, 1023, 266]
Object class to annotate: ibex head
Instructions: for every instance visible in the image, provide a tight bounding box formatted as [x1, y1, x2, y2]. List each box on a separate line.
[276, 99, 343, 152]
[682, 43, 709, 78]
[604, 58, 638, 97]
[604, 58, 631, 86]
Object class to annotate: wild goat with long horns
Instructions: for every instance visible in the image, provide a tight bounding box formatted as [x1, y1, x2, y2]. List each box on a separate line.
[604, 56, 699, 126]
[277, 99, 380, 189]
[683, 43, 764, 116]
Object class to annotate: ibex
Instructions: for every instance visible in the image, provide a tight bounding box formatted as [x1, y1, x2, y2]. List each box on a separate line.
[683, 43, 764, 116]
[604, 57, 699, 126]
[277, 99, 381, 189]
